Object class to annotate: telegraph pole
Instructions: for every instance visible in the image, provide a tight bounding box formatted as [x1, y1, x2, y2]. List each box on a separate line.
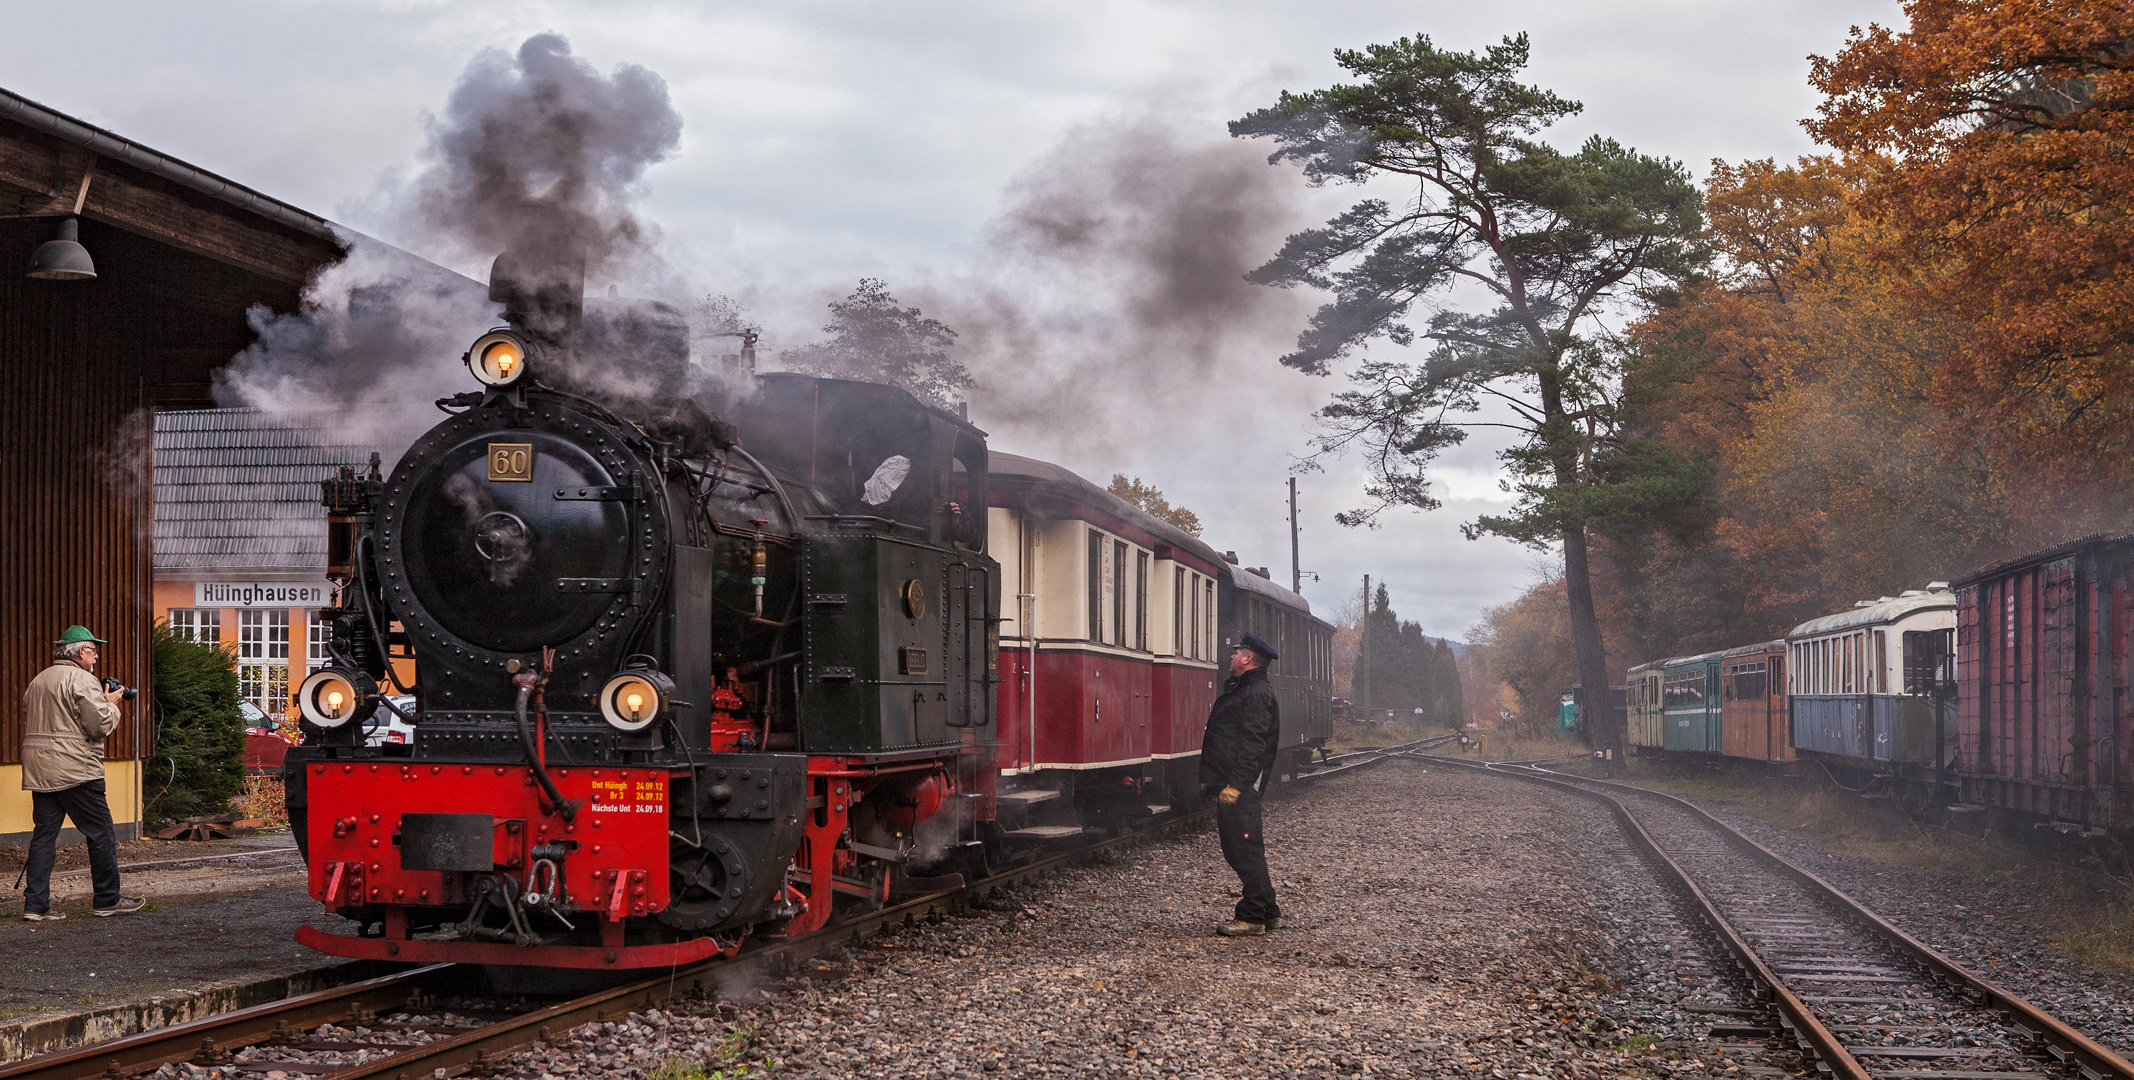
[1288, 477, 1301, 594]
[1359, 574, 1371, 711]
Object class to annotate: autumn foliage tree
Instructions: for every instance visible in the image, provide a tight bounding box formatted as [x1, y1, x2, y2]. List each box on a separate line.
[1811, 1, 2134, 499]
[1105, 475, 1203, 536]
[1474, 6, 2134, 697]
[1604, 153, 2071, 668]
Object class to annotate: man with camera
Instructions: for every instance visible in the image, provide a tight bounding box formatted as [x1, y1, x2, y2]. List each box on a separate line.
[21, 625, 143, 919]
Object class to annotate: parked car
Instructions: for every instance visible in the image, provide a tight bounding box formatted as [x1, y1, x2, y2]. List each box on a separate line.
[363, 696, 417, 748]
[241, 701, 293, 773]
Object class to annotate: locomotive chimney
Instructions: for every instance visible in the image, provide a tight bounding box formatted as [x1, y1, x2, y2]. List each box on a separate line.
[489, 247, 586, 352]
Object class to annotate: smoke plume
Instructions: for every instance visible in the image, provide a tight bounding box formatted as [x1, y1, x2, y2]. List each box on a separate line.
[215, 33, 685, 460]
[407, 32, 681, 283]
[934, 118, 1322, 461]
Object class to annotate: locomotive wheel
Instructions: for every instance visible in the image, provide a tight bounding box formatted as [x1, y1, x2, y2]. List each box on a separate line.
[660, 832, 753, 932]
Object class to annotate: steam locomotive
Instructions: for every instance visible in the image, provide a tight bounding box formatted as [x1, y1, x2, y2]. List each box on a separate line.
[284, 256, 1333, 969]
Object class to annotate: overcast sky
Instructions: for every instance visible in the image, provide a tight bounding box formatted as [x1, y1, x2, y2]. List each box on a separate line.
[1, 0, 1890, 640]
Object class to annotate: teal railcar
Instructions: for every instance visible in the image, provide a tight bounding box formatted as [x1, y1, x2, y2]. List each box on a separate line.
[1661, 653, 1722, 753]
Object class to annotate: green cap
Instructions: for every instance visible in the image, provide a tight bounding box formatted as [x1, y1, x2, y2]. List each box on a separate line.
[58, 625, 107, 645]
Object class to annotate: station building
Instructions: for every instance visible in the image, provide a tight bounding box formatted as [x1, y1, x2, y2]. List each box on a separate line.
[2, 86, 347, 843]
[151, 410, 371, 721]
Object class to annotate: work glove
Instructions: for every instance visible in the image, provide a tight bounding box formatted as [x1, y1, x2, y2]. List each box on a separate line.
[1217, 786, 1240, 806]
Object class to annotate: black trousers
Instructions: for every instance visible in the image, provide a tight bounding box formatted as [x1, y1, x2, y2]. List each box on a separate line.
[25, 779, 122, 912]
[1214, 789, 1279, 924]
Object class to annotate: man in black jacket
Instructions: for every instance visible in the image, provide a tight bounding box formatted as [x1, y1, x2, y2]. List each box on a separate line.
[1200, 632, 1281, 936]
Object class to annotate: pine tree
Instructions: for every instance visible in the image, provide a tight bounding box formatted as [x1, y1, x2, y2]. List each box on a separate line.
[146, 622, 246, 825]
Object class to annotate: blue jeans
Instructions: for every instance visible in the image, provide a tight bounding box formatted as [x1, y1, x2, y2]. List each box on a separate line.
[25, 779, 122, 911]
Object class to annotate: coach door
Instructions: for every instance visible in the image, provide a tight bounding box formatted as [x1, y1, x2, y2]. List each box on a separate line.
[1704, 660, 1723, 753]
[1766, 653, 1792, 762]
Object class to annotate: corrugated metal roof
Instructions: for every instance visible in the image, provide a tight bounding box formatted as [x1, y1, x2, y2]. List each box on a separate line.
[153, 408, 367, 573]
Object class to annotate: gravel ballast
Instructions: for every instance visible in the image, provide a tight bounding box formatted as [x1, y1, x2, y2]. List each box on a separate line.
[487, 762, 1740, 1079]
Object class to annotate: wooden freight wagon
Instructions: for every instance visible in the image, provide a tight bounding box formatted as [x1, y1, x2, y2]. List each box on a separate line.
[1953, 535, 2134, 831]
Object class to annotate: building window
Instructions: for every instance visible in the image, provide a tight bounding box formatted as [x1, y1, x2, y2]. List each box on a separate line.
[169, 608, 221, 648]
[238, 609, 290, 714]
[308, 609, 332, 667]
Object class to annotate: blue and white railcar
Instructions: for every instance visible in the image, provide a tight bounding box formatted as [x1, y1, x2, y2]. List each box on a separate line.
[1786, 586, 1956, 766]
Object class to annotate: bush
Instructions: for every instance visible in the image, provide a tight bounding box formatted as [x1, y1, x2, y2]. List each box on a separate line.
[146, 621, 246, 826]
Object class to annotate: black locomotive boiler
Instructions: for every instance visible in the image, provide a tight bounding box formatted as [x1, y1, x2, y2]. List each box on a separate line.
[287, 257, 998, 968]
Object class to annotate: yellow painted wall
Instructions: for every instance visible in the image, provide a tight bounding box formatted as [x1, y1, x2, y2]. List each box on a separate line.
[0, 760, 142, 840]
[152, 581, 419, 716]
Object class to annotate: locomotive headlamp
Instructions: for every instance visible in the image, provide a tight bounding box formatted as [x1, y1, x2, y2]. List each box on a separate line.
[598, 669, 674, 732]
[466, 330, 532, 387]
[297, 668, 379, 728]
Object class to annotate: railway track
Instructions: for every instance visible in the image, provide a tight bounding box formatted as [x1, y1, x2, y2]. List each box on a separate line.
[1423, 754, 2134, 1080]
[0, 740, 1423, 1080]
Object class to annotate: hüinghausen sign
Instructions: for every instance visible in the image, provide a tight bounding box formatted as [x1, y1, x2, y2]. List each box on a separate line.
[195, 582, 331, 608]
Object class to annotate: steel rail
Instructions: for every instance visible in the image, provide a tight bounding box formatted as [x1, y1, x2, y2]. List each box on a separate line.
[1410, 753, 1868, 1078]
[1428, 754, 2134, 1080]
[0, 964, 459, 1080]
[3, 744, 1413, 1080]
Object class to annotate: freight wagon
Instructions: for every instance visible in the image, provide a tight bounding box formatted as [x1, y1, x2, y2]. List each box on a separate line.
[1952, 535, 2134, 832]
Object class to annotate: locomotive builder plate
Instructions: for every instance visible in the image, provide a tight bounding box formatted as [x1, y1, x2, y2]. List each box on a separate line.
[487, 442, 534, 481]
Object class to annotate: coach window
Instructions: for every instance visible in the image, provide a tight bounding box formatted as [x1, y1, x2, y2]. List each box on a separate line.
[1173, 568, 1186, 655]
[1204, 579, 1216, 659]
[1136, 551, 1150, 651]
[1902, 628, 1954, 695]
[1087, 530, 1105, 643]
[1112, 540, 1128, 647]
[1188, 574, 1200, 658]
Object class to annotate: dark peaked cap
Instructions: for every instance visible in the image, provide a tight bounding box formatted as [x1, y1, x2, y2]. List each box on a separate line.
[1237, 632, 1279, 661]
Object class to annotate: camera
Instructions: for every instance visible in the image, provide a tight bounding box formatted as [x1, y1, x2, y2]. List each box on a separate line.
[102, 677, 137, 702]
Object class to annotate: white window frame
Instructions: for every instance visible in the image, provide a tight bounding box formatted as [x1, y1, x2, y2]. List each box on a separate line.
[238, 609, 291, 714]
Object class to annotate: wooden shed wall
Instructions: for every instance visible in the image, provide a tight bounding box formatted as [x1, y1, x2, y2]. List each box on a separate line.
[0, 217, 305, 763]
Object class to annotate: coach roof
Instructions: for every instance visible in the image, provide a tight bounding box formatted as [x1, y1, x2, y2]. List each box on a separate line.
[988, 451, 1228, 574]
[1787, 587, 1954, 640]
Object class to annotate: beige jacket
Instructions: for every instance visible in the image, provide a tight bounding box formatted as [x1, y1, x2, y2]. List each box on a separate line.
[21, 661, 119, 792]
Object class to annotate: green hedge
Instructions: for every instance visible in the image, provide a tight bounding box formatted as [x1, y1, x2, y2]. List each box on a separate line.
[146, 621, 246, 825]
